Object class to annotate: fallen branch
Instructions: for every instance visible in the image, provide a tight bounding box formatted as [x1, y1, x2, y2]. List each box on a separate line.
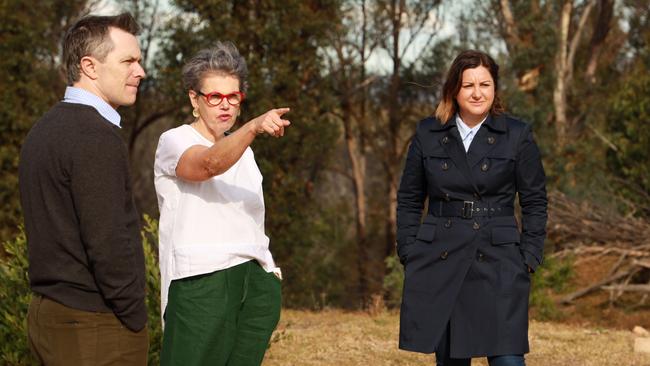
[602, 284, 650, 293]
[633, 260, 650, 269]
[548, 190, 650, 306]
[548, 190, 650, 249]
[559, 270, 633, 304]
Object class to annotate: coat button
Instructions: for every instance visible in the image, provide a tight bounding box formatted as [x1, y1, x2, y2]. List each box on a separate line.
[444, 219, 452, 228]
[442, 136, 449, 144]
[441, 161, 449, 171]
[481, 162, 489, 171]
[444, 193, 450, 201]
[487, 136, 495, 144]
[473, 192, 480, 199]
[473, 222, 480, 230]
[440, 250, 449, 260]
[477, 252, 485, 262]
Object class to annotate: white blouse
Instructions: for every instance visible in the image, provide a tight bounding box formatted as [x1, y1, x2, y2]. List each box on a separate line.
[154, 124, 279, 317]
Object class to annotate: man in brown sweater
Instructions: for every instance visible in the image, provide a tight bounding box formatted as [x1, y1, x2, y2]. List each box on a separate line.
[19, 13, 148, 365]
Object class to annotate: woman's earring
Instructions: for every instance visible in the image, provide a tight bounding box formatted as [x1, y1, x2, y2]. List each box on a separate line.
[192, 109, 200, 118]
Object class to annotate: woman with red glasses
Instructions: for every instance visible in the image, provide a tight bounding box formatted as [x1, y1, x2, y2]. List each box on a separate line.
[154, 42, 290, 366]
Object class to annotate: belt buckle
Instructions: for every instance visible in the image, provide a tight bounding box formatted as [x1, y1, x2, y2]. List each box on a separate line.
[462, 201, 474, 219]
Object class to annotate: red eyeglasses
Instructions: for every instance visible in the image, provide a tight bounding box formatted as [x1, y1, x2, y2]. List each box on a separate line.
[196, 91, 246, 107]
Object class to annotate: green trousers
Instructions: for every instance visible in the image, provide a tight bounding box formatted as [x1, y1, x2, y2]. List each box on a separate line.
[161, 260, 281, 366]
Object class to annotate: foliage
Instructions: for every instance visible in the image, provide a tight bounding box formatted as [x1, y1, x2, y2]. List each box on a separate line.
[0, 229, 34, 365]
[464, 0, 627, 193]
[278, 202, 355, 308]
[141, 215, 163, 365]
[0, 0, 88, 244]
[529, 255, 574, 321]
[606, 67, 650, 214]
[324, 0, 450, 304]
[604, 2, 650, 216]
[0, 221, 163, 364]
[382, 255, 404, 308]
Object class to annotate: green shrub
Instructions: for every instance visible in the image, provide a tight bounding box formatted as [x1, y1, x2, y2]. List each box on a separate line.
[0, 218, 163, 365]
[0, 228, 34, 365]
[383, 255, 404, 309]
[530, 255, 574, 321]
[141, 215, 163, 365]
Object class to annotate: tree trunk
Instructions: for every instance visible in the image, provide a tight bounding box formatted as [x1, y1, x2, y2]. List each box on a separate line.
[553, 0, 571, 153]
[383, 0, 402, 259]
[585, 0, 614, 83]
[553, 0, 597, 153]
[385, 168, 398, 258]
[499, 0, 519, 52]
[343, 110, 369, 306]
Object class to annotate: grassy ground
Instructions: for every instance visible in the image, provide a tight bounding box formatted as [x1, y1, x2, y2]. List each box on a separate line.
[263, 309, 650, 366]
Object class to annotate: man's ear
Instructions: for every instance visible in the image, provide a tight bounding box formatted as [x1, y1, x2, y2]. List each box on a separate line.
[79, 56, 99, 80]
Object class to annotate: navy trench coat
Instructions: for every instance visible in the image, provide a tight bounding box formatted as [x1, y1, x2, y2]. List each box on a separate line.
[396, 114, 547, 358]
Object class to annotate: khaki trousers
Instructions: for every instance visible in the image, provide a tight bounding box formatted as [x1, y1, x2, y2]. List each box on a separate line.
[27, 295, 148, 366]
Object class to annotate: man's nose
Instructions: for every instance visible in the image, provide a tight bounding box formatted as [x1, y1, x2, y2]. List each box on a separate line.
[134, 62, 146, 79]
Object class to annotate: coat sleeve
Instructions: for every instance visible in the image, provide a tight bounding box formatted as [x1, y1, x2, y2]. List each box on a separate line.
[515, 124, 548, 272]
[396, 130, 427, 264]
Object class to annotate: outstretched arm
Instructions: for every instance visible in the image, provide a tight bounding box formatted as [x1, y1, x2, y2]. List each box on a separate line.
[176, 108, 291, 182]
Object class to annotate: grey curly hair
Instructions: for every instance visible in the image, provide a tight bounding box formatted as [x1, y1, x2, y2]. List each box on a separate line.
[182, 41, 249, 93]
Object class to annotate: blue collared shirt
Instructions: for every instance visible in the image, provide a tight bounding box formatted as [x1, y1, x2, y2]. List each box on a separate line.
[456, 114, 487, 152]
[62, 87, 121, 127]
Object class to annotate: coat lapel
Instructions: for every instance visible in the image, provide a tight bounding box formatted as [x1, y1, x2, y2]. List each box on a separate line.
[433, 118, 480, 195]
[467, 114, 507, 168]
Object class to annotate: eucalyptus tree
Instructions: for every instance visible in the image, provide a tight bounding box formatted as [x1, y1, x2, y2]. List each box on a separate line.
[325, 0, 449, 305]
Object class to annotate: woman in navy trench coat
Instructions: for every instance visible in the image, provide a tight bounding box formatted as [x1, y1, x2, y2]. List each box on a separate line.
[396, 50, 547, 366]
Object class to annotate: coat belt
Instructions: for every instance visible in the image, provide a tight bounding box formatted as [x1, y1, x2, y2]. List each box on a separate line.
[430, 201, 514, 219]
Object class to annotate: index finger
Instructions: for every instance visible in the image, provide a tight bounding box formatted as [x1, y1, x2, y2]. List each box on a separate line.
[273, 107, 291, 116]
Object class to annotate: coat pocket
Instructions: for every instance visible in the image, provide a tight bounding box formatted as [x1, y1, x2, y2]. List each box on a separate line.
[415, 216, 437, 243]
[491, 226, 520, 245]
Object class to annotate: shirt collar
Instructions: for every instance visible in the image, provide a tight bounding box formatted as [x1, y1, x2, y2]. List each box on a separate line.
[456, 114, 486, 139]
[62, 87, 121, 127]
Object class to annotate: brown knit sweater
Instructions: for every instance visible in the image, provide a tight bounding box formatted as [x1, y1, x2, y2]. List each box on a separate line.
[19, 102, 147, 332]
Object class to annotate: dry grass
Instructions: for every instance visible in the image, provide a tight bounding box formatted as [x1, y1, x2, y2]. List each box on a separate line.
[263, 309, 650, 366]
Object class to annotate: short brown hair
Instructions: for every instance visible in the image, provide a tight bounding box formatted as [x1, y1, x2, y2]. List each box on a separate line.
[62, 13, 140, 85]
[435, 50, 504, 123]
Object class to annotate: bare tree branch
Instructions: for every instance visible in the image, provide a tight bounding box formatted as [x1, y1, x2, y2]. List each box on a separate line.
[552, 0, 572, 149]
[566, 0, 596, 84]
[499, 0, 520, 46]
[585, 122, 619, 152]
[585, 0, 614, 82]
